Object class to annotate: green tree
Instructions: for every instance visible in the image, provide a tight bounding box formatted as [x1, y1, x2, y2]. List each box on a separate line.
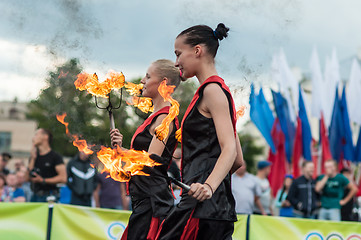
[27, 59, 139, 156]
[238, 132, 265, 174]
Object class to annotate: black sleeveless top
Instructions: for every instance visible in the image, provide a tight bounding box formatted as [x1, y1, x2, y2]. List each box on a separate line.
[130, 106, 179, 217]
[181, 76, 237, 221]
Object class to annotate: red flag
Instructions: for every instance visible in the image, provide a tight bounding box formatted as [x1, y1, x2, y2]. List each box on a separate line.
[292, 117, 302, 178]
[320, 113, 332, 174]
[268, 118, 287, 198]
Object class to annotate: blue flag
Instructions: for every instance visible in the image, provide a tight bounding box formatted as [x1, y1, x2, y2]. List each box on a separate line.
[250, 85, 276, 153]
[271, 90, 295, 162]
[329, 87, 342, 160]
[340, 86, 354, 161]
[298, 86, 312, 160]
[355, 128, 361, 163]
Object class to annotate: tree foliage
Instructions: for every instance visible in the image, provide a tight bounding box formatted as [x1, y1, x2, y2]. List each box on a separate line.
[238, 132, 265, 174]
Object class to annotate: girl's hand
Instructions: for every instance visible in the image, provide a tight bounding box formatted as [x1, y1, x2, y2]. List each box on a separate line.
[110, 129, 123, 147]
[188, 183, 213, 201]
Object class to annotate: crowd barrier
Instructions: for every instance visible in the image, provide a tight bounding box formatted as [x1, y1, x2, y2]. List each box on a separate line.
[0, 203, 360, 240]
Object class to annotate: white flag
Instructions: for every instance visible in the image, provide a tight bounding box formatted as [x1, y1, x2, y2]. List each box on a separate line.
[346, 58, 361, 125]
[309, 47, 324, 119]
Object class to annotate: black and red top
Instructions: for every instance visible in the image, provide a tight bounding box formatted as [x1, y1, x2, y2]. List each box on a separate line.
[180, 75, 237, 221]
[129, 106, 179, 217]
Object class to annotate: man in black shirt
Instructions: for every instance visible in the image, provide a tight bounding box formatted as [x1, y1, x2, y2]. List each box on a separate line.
[286, 161, 319, 218]
[28, 128, 67, 202]
[67, 151, 97, 206]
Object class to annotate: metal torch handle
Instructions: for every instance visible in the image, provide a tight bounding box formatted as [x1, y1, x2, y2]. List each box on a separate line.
[169, 176, 191, 191]
[109, 111, 115, 129]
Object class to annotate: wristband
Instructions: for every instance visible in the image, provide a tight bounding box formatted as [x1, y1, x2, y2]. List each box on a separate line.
[42, 178, 46, 184]
[204, 183, 214, 195]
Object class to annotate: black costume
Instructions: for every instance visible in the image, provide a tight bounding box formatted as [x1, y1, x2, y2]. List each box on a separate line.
[66, 154, 97, 206]
[156, 76, 238, 240]
[121, 106, 179, 240]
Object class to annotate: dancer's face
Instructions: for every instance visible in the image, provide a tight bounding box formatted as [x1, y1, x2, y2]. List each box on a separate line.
[174, 36, 198, 79]
[141, 63, 161, 98]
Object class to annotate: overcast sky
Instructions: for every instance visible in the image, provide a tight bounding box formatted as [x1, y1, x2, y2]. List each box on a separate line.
[0, 0, 360, 104]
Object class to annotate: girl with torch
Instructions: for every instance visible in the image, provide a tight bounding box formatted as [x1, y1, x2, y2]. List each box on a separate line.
[155, 24, 244, 240]
[110, 59, 182, 240]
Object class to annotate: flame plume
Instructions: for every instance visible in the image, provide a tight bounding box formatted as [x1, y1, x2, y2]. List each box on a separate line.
[175, 128, 182, 143]
[74, 71, 125, 98]
[124, 82, 143, 95]
[56, 113, 160, 182]
[125, 82, 154, 113]
[236, 105, 246, 119]
[154, 80, 179, 141]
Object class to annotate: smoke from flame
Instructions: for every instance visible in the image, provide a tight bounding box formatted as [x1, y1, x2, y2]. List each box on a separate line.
[74, 71, 125, 98]
[154, 80, 179, 141]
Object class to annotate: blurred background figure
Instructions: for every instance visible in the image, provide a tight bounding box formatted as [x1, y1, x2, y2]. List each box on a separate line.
[287, 161, 319, 218]
[0, 152, 12, 175]
[28, 128, 67, 202]
[0, 174, 7, 201]
[275, 174, 293, 217]
[232, 161, 264, 214]
[16, 170, 32, 202]
[316, 160, 358, 221]
[93, 163, 129, 210]
[67, 151, 97, 207]
[1, 173, 25, 202]
[340, 168, 358, 221]
[253, 160, 274, 215]
[14, 159, 25, 172]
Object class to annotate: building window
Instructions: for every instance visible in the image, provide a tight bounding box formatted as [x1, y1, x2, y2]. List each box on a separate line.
[0, 132, 11, 152]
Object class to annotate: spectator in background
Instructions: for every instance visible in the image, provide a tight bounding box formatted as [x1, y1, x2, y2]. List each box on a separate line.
[0, 174, 7, 201]
[316, 160, 358, 221]
[14, 159, 25, 172]
[287, 161, 319, 218]
[275, 174, 294, 217]
[340, 168, 357, 221]
[253, 161, 274, 215]
[1, 173, 25, 202]
[67, 151, 97, 207]
[232, 161, 264, 214]
[28, 128, 67, 202]
[0, 152, 11, 175]
[94, 165, 129, 210]
[16, 170, 32, 202]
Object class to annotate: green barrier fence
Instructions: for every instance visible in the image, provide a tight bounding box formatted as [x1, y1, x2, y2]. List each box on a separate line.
[0, 203, 360, 240]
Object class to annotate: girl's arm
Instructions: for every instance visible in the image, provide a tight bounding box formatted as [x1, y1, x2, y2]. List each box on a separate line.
[147, 114, 174, 155]
[231, 134, 244, 174]
[188, 83, 237, 201]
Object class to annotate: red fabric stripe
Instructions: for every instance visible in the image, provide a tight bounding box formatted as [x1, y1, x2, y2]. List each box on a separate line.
[120, 224, 128, 240]
[130, 106, 171, 148]
[146, 217, 160, 240]
[180, 210, 199, 240]
[292, 117, 302, 178]
[320, 113, 332, 174]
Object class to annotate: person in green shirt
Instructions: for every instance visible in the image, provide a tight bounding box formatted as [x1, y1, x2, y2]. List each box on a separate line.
[315, 160, 358, 221]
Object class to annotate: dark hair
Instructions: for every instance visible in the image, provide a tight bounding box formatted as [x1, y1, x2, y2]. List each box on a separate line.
[302, 160, 313, 168]
[177, 23, 229, 58]
[41, 128, 53, 145]
[340, 168, 351, 174]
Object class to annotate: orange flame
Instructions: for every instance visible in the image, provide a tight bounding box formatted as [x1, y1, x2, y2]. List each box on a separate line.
[56, 113, 160, 182]
[236, 105, 246, 119]
[154, 80, 179, 141]
[127, 96, 154, 113]
[74, 71, 125, 98]
[175, 128, 182, 143]
[98, 146, 161, 182]
[56, 113, 94, 155]
[124, 82, 143, 96]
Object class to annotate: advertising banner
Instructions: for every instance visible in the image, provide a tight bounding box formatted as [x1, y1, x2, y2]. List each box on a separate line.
[233, 214, 248, 240]
[249, 215, 361, 240]
[51, 204, 131, 240]
[0, 203, 48, 240]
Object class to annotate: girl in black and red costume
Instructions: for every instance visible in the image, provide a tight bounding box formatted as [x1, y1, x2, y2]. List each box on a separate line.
[110, 59, 181, 240]
[155, 24, 244, 240]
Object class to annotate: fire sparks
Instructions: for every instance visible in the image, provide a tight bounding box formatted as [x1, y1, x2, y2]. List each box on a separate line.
[56, 113, 160, 182]
[74, 71, 125, 98]
[154, 80, 179, 141]
[236, 105, 246, 119]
